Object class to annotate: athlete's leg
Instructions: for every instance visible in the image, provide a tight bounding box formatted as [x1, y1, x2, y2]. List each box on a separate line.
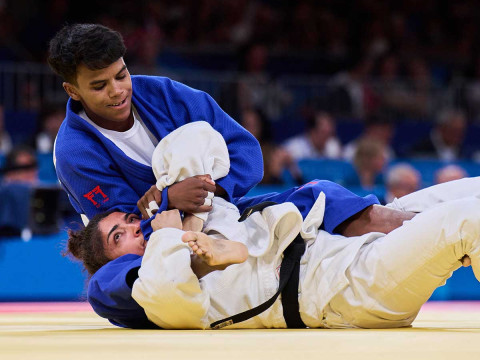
[324, 196, 480, 329]
[387, 177, 480, 213]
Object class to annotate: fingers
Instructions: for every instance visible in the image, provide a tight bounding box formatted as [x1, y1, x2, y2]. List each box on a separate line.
[152, 209, 182, 231]
[168, 176, 217, 213]
[138, 201, 149, 220]
[196, 204, 214, 213]
[153, 189, 162, 211]
[202, 180, 216, 193]
[195, 174, 215, 186]
[138, 185, 162, 219]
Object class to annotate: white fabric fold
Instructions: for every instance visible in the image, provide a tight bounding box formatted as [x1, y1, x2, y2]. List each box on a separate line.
[151, 121, 230, 221]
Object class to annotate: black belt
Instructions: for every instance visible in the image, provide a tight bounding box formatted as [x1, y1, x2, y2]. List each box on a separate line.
[210, 202, 307, 329]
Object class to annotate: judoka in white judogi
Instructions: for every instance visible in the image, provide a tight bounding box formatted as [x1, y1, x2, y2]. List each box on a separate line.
[131, 121, 480, 329]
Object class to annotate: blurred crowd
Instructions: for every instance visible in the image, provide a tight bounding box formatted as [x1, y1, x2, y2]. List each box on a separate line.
[2, 0, 480, 80]
[239, 107, 474, 194]
[2, 0, 480, 236]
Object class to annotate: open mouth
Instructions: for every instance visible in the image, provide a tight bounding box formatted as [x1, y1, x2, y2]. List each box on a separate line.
[108, 97, 127, 107]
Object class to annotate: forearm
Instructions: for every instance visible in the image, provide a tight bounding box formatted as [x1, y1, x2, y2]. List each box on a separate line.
[335, 204, 416, 237]
[183, 213, 204, 232]
[132, 228, 209, 329]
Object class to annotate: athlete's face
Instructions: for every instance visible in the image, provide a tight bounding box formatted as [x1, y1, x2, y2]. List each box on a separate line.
[100, 212, 146, 260]
[63, 58, 133, 131]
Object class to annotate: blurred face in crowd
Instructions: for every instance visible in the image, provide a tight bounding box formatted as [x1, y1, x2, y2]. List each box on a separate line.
[246, 44, 268, 73]
[379, 55, 399, 81]
[354, 140, 387, 173]
[389, 169, 419, 199]
[44, 110, 65, 137]
[62, 58, 133, 131]
[310, 113, 335, 151]
[366, 123, 393, 145]
[4, 151, 38, 185]
[439, 114, 466, 147]
[435, 165, 467, 184]
[99, 212, 146, 260]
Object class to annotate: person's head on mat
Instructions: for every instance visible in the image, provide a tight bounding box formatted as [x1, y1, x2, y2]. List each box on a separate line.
[67, 211, 145, 276]
[67, 209, 247, 277]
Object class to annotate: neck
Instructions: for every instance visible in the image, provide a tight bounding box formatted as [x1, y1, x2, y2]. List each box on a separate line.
[84, 106, 134, 132]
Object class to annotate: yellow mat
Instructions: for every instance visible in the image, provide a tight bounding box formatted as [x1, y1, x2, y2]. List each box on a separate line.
[1, 302, 480, 360]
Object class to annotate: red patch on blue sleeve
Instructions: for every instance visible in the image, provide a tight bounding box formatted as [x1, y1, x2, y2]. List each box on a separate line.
[83, 185, 110, 208]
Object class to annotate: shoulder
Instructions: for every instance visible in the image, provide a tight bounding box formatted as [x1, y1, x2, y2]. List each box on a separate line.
[54, 124, 109, 169]
[132, 75, 203, 96]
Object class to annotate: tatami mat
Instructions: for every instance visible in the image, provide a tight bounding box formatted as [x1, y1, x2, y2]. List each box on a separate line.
[1, 301, 479, 360]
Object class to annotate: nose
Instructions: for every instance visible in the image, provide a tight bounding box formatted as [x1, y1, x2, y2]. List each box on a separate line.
[108, 81, 124, 98]
[128, 222, 142, 237]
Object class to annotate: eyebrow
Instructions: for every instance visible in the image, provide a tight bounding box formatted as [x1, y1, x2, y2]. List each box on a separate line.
[106, 212, 130, 244]
[89, 65, 127, 86]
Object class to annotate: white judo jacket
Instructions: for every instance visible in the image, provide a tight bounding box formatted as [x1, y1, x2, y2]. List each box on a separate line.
[130, 121, 384, 329]
[131, 195, 385, 329]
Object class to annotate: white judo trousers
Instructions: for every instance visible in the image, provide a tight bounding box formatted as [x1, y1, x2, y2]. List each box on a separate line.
[132, 121, 480, 329]
[321, 178, 480, 328]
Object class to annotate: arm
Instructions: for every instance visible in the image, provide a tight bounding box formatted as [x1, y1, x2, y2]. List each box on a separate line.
[132, 227, 210, 329]
[182, 213, 204, 232]
[137, 176, 216, 220]
[55, 145, 148, 219]
[137, 77, 264, 201]
[335, 204, 416, 237]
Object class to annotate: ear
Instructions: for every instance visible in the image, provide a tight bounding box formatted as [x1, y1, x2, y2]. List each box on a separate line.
[63, 82, 81, 101]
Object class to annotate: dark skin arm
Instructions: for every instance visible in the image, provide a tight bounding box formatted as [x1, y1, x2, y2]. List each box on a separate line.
[335, 204, 416, 237]
[336, 205, 471, 266]
[137, 175, 217, 220]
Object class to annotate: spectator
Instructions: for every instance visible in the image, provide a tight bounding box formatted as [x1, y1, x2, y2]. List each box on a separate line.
[0, 104, 13, 156]
[236, 42, 291, 120]
[401, 57, 435, 119]
[383, 163, 421, 204]
[343, 113, 396, 162]
[1, 145, 38, 186]
[373, 53, 405, 118]
[326, 55, 377, 118]
[283, 111, 342, 161]
[345, 138, 386, 189]
[240, 108, 302, 185]
[409, 109, 468, 161]
[0, 145, 38, 237]
[35, 103, 65, 154]
[435, 164, 468, 184]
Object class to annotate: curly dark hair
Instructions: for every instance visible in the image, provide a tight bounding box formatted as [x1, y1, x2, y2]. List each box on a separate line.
[47, 23, 126, 84]
[65, 210, 116, 276]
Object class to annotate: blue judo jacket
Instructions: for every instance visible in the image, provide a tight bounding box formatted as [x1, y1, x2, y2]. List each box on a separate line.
[55, 75, 264, 238]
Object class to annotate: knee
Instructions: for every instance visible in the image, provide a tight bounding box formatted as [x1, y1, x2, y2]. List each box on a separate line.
[443, 197, 480, 238]
[444, 197, 480, 220]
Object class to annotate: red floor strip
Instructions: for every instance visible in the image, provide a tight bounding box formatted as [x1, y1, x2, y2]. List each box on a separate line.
[0, 302, 93, 313]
